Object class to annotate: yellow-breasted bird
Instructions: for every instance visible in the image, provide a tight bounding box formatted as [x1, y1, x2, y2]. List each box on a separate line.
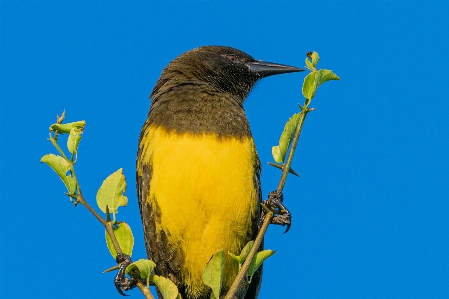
[137, 46, 302, 299]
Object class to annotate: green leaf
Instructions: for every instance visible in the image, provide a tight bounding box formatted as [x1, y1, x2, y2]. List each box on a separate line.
[153, 275, 181, 299]
[302, 69, 340, 101]
[126, 259, 156, 276]
[311, 51, 320, 67]
[67, 127, 82, 154]
[302, 72, 318, 100]
[202, 249, 224, 299]
[229, 241, 254, 265]
[40, 153, 76, 194]
[315, 69, 340, 86]
[305, 57, 313, 69]
[105, 222, 134, 258]
[49, 121, 86, 134]
[126, 259, 156, 287]
[96, 168, 128, 214]
[271, 113, 300, 163]
[271, 146, 282, 164]
[248, 250, 275, 277]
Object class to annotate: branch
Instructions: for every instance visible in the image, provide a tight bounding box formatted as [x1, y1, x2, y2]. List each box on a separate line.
[225, 104, 310, 299]
[136, 281, 155, 299]
[49, 135, 69, 161]
[224, 207, 273, 299]
[74, 191, 123, 255]
[47, 119, 153, 299]
[277, 105, 311, 191]
[74, 191, 154, 299]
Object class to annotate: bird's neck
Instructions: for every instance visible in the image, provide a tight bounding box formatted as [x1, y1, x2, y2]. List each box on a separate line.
[147, 85, 252, 139]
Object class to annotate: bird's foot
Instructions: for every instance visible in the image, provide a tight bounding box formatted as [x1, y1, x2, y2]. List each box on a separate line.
[261, 190, 292, 233]
[114, 253, 137, 296]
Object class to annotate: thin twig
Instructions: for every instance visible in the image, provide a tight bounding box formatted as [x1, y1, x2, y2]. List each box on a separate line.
[136, 281, 155, 299]
[76, 191, 107, 225]
[49, 133, 123, 254]
[224, 208, 273, 299]
[49, 137, 69, 161]
[77, 190, 155, 298]
[277, 106, 310, 191]
[49, 126, 152, 298]
[225, 103, 311, 299]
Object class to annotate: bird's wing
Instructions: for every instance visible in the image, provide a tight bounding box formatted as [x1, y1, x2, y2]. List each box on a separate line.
[136, 122, 183, 287]
[244, 154, 263, 299]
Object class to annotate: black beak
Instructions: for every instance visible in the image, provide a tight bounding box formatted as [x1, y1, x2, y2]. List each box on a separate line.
[247, 60, 303, 78]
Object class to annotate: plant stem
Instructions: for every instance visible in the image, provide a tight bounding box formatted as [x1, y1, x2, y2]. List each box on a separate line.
[224, 208, 273, 299]
[76, 190, 123, 255]
[76, 190, 156, 298]
[49, 125, 150, 298]
[49, 137, 69, 161]
[225, 103, 311, 299]
[277, 105, 310, 191]
[77, 190, 155, 298]
[136, 281, 155, 299]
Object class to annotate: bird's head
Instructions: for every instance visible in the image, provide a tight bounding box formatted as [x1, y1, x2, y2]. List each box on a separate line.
[152, 46, 303, 102]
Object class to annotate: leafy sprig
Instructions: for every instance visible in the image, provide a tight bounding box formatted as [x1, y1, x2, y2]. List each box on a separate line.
[223, 51, 339, 299]
[41, 112, 180, 299]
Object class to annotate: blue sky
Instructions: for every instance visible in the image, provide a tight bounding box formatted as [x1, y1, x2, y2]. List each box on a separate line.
[1, 1, 448, 298]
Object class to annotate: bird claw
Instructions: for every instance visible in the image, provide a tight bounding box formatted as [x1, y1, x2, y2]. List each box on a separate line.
[114, 253, 137, 296]
[271, 212, 292, 233]
[261, 190, 292, 233]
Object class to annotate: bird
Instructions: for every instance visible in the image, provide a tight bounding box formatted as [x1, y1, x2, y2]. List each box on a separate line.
[136, 46, 302, 299]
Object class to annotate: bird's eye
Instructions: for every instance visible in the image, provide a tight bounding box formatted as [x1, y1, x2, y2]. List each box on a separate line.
[226, 55, 238, 62]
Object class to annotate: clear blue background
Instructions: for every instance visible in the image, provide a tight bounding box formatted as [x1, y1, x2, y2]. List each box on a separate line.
[1, 2, 448, 298]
